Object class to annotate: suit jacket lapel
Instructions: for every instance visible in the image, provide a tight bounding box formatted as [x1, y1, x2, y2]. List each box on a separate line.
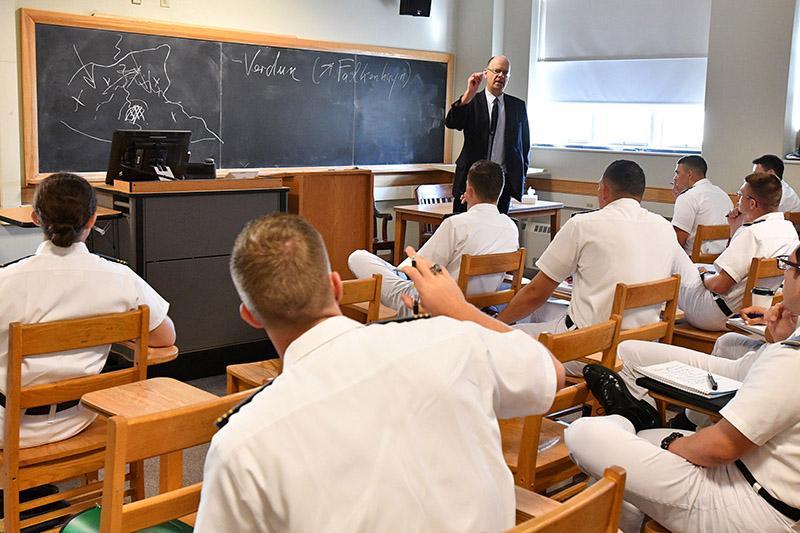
[503, 95, 514, 156]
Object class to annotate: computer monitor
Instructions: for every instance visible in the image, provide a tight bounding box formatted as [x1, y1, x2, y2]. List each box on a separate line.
[105, 130, 191, 185]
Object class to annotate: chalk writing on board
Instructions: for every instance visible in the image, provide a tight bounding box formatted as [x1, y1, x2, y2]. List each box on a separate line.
[230, 49, 301, 82]
[311, 57, 411, 98]
[62, 36, 223, 144]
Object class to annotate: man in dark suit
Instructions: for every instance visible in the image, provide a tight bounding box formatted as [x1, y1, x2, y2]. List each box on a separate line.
[445, 55, 530, 214]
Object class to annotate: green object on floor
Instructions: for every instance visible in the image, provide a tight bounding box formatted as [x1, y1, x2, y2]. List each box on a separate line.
[60, 505, 193, 532]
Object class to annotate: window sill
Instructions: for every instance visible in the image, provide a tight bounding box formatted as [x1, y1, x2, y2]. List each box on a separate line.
[531, 144, 700, 157]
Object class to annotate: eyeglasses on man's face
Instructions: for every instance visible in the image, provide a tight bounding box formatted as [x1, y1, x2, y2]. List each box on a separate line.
[486, 68, 510, 78]
[776, 255, 800, 272]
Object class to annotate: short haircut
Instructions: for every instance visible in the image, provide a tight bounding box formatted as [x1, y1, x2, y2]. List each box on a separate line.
[677, 155, 707, 177]
[744, 172, 782, 211]
[230, 213, 334, 328]
[467, 160, 504, 202]
[33, 172, 97, 248]
[601, 160, 646, 198]
[752, 154, 784, 178]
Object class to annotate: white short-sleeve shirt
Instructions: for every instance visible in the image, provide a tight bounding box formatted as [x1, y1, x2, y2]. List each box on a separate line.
[535, 198, 684, 329]
[195, 315, 557, 533]
[0, 241, 169, 447]
[779, 179, 800, 213]
[671, 178, 733, 255]
[713, 212, 799, 309]
[720, 326, 800, 508]
[398, 203, 519, 296]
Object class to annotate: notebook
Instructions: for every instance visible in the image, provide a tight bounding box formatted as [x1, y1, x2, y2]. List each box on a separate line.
[726, 317, 767, 339]
[636, 361, 742, 398]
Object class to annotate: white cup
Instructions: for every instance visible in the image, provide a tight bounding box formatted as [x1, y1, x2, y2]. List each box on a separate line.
[751, 287, 775, 309]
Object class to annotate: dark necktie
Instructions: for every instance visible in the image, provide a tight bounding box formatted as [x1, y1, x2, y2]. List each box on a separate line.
[488, 98, 499, 159]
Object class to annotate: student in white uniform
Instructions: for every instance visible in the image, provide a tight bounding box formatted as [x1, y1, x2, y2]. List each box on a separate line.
[753, 154, 800, 212]
[496, 160, 684, 340]
[674, 172, 798, 331]
[0, 173, 175, 448]
[670, 155, 733, 256]
[565, 246, 800, 533]
[195, 213, 565, 533]
[349, 159, 518, 316]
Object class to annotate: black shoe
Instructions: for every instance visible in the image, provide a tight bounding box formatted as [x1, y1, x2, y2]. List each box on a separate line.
[668, 410, 698, 432]
[583, 364, 661, 432]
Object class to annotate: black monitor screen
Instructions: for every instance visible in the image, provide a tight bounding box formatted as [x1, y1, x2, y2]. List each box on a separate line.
[105, 130, 191, 185]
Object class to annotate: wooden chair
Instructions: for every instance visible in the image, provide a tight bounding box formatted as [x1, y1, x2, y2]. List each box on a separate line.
[690, 224, 729, 264]
[508, 466, 626, 533]
[741, 257, 782, 308]
[456, 248, 526, 309]
[501, 317, 621, 497]
[372, 202, 394, 264]
[672, 257, 782, 353]
[784, 211, 800, 227]
[90, 391, 252, 532]
[227, 276, 385, 394]
[609, 275, 681, 349]
[415, 183, 453, 246]
[3, 306, 151, 532]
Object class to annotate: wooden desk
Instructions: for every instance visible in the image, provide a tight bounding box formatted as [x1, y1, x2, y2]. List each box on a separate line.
[636, 377, 729, 425]
[514, 486, 561, 524]
[227, 359, 282, 393]
[393, 201, 564, 264]
[117, 341, 180, 366]
[81, 377, 217, 492]
[0, 205, 121, 228]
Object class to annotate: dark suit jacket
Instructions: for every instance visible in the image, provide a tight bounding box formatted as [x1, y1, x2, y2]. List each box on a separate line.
[445, 91, 530, 213]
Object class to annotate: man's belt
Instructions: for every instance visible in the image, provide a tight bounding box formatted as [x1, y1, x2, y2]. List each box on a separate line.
[0, 392, 80, 416]
[735, 460, 800, 522]
[565, 314, 578, 330]
[713, 295, 735, 317]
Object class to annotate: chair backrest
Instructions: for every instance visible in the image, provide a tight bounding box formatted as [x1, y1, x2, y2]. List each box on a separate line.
[690, 224, 729, 263]
[785, 211, 800, 225]
[742, 257, 783, 308]
[5, 306, 151, 484]
[610, 275, 680, 347]
[510, 317, 621, 490]
[339, 274, 383, 323]
[100, 390, 252, 533]
[508, 466, 626, 533]
[415, 183, 453, 205]
[456, 249, 527, 308]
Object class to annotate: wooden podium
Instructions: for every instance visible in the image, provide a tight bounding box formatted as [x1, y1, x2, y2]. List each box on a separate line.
[279, 169, 374, 278]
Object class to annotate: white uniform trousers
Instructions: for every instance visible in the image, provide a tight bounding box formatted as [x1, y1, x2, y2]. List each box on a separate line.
[348, 250, 415, 317]
[565, 415, 797, 533]
[672, 253, 731, 331]
[711, 331, 766, 360]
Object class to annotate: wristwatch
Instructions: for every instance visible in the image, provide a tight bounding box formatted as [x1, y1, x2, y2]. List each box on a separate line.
[661, 431, 684, 450]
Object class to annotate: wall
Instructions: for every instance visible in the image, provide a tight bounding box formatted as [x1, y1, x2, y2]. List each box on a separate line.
[0, 0, 458, 208]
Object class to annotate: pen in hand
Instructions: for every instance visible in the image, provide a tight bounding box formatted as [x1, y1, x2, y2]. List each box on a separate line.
[707, 373, 718, 391]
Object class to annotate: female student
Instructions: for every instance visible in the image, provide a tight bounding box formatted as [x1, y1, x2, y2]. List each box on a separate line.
[0, 172, 175, 448]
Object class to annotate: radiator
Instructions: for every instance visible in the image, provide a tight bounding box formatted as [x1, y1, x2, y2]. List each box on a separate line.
[520, 221, 552, 269]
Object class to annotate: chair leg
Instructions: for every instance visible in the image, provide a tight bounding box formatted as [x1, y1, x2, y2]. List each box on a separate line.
[5, 479, 21, 532]
[131, 460, 146, 501]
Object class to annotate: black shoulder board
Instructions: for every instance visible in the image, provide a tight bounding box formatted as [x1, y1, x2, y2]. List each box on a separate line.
[570, 208, 599, 218]
[373, 312, 432, 325]
[780, 336, 800, 348]
[1, 255, 32, 268]
[215, 379, 274, 429]
[93, 253, 128, 267]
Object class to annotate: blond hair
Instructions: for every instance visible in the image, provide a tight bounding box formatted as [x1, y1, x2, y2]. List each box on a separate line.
[230, 213, 334, 328]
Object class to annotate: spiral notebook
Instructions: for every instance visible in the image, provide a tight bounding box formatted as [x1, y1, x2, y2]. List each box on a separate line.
[637, 361, 742, 398]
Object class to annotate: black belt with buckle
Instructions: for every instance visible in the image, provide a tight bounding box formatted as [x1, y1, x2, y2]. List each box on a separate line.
[0, 392, 80, 416]
[713, 296, 734, 317]
[735, 460, 800, 522]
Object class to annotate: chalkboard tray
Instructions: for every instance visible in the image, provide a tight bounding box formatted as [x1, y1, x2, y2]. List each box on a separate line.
[21, 9, 453, 183]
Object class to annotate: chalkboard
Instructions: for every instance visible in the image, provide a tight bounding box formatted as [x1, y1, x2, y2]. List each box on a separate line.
[22, 10, 453, 180]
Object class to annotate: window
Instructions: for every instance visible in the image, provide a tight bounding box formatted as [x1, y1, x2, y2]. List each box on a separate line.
[530, 0, 711, 152]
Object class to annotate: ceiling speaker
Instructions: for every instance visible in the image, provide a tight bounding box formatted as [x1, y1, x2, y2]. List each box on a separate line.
[400, 0, 431, 17]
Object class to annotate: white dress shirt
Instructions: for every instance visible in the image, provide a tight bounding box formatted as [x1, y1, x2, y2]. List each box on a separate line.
[0, 241, 169, 447]
[485, 88, 505, 165]
[672, 178, 733, 255]
[779, 179, 800, 212]
[536, 198, 684, 330]
[714, 211, 799, 310]
[195, 315, 557, 533]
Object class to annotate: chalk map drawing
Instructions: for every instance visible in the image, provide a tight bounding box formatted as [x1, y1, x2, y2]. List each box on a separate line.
[63, 35, 222, 145]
